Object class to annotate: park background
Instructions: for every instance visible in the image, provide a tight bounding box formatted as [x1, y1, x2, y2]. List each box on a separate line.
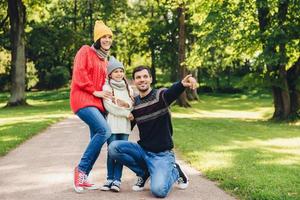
[0, 0, 299, 200]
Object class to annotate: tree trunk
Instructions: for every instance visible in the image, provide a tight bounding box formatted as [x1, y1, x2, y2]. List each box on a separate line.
[88, 0, 93, 43]
[150, 47, 157, 86]
[73, 0, 77, 31]
[177, 3, 190, 107]
[256, 0, 292, 120]
[149, 8, 156, 86]
[7, 0, 27, 106]
[187, 69, 199, 101]
[287, 57, 300, 118]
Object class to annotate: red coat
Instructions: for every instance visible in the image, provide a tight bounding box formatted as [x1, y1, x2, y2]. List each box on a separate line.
[70, 45, 108, 113]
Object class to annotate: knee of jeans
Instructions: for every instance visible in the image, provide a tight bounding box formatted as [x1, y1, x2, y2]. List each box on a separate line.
[151, 184, 169, 198]
[95, 125, 111, 138]
[108, 141, 119, 158]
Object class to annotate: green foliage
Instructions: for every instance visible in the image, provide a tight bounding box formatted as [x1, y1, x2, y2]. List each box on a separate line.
[27, 20, 77, 89]
[26, 61, 38, 90]
[0, 47, 10, 91]
[44, 66, 70, 89]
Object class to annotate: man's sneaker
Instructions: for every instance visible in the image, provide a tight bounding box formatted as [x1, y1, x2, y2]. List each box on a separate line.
[175, 163, 189, 189]
[132, 173, 149, 191]
[73, 166, 86, 193]
[100, 180, 113, 191]
[110, 180, 121, 192]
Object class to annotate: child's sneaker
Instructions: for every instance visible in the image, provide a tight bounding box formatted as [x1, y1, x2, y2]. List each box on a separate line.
[110, 180, 121, 192]
[100, 180, 113, 191]
[175, 163, 189, 189]
[132, 173, 149, 191]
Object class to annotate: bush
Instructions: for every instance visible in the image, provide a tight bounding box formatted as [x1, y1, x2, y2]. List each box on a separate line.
[44, 66, 70, 89]
[0, 73, 10, 91]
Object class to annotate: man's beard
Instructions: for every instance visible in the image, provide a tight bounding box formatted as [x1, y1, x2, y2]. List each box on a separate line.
[137, 86, 150, 92]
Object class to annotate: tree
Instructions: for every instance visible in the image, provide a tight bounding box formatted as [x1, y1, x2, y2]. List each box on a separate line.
[256, 0, 300, 120]
[177, 3, 190, 107]
[187, 0, 299, 120]
[7, 0, 26, 106]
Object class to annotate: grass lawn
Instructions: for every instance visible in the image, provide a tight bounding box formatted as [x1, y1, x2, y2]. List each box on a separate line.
[0, 89, 72, 156]
[172, 93, 300, 200]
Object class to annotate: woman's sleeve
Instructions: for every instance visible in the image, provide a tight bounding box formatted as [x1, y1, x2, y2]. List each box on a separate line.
[72, 47, 96, 94]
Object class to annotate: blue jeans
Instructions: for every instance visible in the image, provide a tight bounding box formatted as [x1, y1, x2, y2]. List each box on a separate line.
[106, 134, 129, 182]
[108, 141, 179, 198]
[76, 107, 111, 175]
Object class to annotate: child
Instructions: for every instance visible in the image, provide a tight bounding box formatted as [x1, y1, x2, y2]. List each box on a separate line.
[100, 56, 134, 192]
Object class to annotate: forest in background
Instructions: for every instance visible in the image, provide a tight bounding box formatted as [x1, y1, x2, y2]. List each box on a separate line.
[0, 0, 299, 120]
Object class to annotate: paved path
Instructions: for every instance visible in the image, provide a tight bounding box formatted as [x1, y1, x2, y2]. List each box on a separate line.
[0, 116, 236, 200]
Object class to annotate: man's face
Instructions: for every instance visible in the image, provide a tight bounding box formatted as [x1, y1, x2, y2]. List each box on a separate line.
[100, 35, 112, 50]
[133, 69, 152, 92]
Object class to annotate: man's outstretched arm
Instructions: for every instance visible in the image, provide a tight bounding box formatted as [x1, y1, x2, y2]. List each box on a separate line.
[163, 75, 198, 105]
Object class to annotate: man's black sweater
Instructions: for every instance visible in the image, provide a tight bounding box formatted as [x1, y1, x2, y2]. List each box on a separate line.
[132, 82, 185, 153]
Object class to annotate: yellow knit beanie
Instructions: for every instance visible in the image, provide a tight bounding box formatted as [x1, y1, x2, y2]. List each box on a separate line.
[93, 20, 113, 42]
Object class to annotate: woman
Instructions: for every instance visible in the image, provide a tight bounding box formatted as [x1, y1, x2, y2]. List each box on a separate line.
[70, 20, 113, 193]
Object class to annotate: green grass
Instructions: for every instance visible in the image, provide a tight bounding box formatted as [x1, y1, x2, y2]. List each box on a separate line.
[172, 93, 300, 200]
[0, 89, 72, 156]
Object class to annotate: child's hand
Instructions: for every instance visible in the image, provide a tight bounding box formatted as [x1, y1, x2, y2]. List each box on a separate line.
[127, 113, 134, 121]
[116, 99, 130, 108]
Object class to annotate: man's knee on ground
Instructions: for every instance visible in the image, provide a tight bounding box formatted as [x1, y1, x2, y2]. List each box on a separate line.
[151, 184, 169, 198]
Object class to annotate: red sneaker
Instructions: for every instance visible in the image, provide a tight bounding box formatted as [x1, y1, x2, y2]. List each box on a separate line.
[73, 167, 99, 193]
[73, 167, 85, 193]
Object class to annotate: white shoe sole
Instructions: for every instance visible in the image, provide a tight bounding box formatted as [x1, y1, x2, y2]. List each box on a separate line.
[100, 187, 110, 191]
[73, 183, 85, 193]
[177, 180, 189, 189]
[176, 164, 189, 190]
[132, 186, 145, 191]
[111, 185, 120, 192]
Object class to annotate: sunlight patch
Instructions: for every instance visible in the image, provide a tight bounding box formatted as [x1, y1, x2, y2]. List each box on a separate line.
[173, 108, 272, 120]
[260, 157, 300, 165]
[0, 114, 71, 125]
[0, 136, 19, 142]
[188, 151, 233, 171]
[260, 137, 300, 156]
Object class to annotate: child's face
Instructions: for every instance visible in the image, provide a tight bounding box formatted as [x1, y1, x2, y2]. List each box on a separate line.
[110, 68, 125, 82]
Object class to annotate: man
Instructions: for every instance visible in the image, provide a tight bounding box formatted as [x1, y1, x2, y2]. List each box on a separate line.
[108, 66, 197, 198]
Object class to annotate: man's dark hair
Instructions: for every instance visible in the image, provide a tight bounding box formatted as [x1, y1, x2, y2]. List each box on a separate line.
[132, 65, 152, 79]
